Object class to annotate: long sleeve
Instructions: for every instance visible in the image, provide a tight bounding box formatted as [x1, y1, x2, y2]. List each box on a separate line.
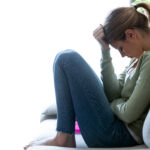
[100, 49, 126, 101]
[111, 52, 150, 123]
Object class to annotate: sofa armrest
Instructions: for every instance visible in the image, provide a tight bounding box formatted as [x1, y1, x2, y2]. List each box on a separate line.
[143, 109, 150, 148]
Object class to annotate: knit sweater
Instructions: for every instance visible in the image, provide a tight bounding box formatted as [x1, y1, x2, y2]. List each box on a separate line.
[100, 49, 150, 144]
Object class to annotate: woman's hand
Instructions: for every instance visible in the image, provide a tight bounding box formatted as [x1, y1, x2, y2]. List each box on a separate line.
[93, 24, 110, 50]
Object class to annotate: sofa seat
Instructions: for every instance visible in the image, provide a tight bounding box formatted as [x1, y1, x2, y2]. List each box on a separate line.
[28, 119, 148, 150]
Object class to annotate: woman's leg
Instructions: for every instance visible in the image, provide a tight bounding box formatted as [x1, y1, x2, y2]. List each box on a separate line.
[53, 49, 137, 147]
[24, 49, 137, 149]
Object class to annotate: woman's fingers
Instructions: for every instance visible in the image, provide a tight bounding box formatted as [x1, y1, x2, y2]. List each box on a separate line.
[93, 24, 110, 50]
[93, 25, 105, 41]
[93, 25, 103, 36]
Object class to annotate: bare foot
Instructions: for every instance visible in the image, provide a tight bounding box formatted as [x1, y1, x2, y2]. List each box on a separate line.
[24, 132, 76, 150]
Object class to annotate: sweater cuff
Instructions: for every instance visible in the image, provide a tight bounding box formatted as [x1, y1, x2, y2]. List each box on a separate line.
[101, 49, 111, 60]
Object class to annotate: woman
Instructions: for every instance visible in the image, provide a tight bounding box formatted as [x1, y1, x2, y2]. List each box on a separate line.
[25, 2, 150, 149]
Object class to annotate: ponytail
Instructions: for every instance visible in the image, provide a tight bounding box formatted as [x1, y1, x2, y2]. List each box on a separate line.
[134, 2, 150, 21]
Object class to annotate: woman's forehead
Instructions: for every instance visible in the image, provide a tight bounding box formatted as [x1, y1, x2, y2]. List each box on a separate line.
[110, 41, 121, 49]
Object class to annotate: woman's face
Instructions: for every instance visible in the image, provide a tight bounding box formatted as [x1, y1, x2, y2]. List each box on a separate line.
[111, 40, 143, 58]
[111, 29, 144, 58]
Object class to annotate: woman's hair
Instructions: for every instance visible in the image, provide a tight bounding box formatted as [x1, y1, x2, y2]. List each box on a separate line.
[103, 2, 150, 43]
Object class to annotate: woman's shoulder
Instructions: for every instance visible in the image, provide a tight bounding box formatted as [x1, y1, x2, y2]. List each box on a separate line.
[139, 51, 150, 63]
[142, 51, 150, 57]
[137, 51, 150, 72]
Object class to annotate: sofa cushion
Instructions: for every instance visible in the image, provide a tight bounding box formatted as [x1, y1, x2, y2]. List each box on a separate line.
[40, 104, 57, 122]
[28, 145, 147, 150]
[41, 104, 57, 116]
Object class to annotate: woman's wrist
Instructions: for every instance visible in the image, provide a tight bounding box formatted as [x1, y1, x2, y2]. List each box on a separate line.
[101, 47, 110, 51]
[100, 45, 110, 51]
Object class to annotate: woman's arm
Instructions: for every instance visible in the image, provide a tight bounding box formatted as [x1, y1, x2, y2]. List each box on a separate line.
[93, 25, 126, 101]
[100, 49, 127, 101]
[111, 52, 150, 123]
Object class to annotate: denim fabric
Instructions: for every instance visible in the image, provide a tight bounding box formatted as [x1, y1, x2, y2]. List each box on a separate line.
[53, 49, 138, 148]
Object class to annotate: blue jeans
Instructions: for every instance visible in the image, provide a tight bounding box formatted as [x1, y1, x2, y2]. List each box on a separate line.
[53, 49, 137, 148]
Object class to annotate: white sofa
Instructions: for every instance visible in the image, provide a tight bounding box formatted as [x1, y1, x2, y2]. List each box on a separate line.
[28, 104, 150, 150]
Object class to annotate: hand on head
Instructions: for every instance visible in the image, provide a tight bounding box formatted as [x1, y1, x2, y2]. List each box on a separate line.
[93, 24, 110, 50]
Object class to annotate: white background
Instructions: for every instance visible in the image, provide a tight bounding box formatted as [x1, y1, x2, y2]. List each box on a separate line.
[0, 0, 130, 149]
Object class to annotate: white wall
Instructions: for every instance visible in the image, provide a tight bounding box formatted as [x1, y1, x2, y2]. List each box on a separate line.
[0, 0, 130, 149]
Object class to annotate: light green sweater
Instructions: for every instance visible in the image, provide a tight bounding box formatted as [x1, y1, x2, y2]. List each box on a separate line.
[100, 49, 150, 143]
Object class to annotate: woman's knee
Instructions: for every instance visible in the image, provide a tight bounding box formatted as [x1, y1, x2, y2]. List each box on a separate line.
[53, 49, 80, 68]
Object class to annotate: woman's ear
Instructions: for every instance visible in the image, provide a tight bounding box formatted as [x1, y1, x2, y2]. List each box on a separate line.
[125, 29, 136, 40]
